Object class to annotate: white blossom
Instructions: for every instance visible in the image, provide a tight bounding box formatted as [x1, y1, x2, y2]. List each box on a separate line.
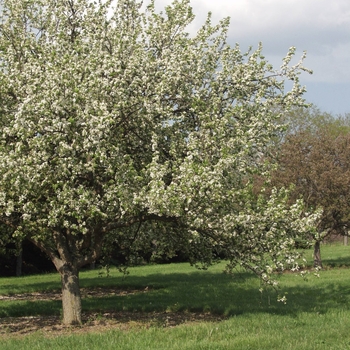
[0, 0, 318, 308]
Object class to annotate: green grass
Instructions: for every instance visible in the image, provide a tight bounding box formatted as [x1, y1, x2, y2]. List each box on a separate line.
[316, 243, 350, 268]
[2, 311, 350, 350]
[1, 243, 350, 349]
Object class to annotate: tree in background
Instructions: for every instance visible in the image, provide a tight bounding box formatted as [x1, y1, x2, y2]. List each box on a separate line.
[0, 0, 318, 324]
[272, 108, 350, 267]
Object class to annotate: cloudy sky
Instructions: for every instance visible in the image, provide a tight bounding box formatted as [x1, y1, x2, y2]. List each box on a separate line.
[154, 0, 350, 115]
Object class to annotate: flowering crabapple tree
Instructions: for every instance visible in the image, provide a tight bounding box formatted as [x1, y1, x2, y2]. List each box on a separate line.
[0, 0, 319, 325]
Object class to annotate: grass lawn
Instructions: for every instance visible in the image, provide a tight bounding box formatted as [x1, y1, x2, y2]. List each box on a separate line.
[1, 243, 350, 349]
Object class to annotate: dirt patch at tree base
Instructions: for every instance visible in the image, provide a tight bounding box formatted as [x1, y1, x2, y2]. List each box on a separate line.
[0, 311, 226, 338]
[1, 287, 227, 337]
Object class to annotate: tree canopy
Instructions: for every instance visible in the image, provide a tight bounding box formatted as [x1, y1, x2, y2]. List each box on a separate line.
[0, 0, 318, 324]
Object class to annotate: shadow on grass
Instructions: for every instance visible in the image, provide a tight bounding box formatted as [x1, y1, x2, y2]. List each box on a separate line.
[322, 256, 350, 268]
[2, 268, 350, 319]
[82, 271, 350, 317]
[0, 299, 62, 318]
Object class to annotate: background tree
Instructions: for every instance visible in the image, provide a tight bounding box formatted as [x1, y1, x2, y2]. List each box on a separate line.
[0, 0, 318, 325]
[272, 109, 350, 267]
[0, 224, 18, 274]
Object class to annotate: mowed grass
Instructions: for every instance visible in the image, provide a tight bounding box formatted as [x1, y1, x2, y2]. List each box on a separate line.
[1, 243, 350, 349]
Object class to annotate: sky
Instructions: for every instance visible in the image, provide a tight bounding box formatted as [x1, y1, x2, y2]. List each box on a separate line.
[154, 0, 350, 115]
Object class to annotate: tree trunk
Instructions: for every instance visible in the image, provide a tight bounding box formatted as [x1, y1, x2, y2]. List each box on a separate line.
[16, 249, 23, 277]
[60, 264, 82, 325]
[313, 240, 323, 269]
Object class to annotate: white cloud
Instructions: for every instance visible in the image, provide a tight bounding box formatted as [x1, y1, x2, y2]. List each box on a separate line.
[137, 0, 350, 112]
[154, 0, 350, 84]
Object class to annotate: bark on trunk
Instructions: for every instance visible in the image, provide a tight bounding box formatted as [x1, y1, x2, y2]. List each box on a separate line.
[60, 264, 82, 325]
[313, 240, 323, 269]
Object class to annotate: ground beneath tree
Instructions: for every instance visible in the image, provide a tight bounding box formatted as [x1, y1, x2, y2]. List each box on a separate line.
[0, 288, 226, 338]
